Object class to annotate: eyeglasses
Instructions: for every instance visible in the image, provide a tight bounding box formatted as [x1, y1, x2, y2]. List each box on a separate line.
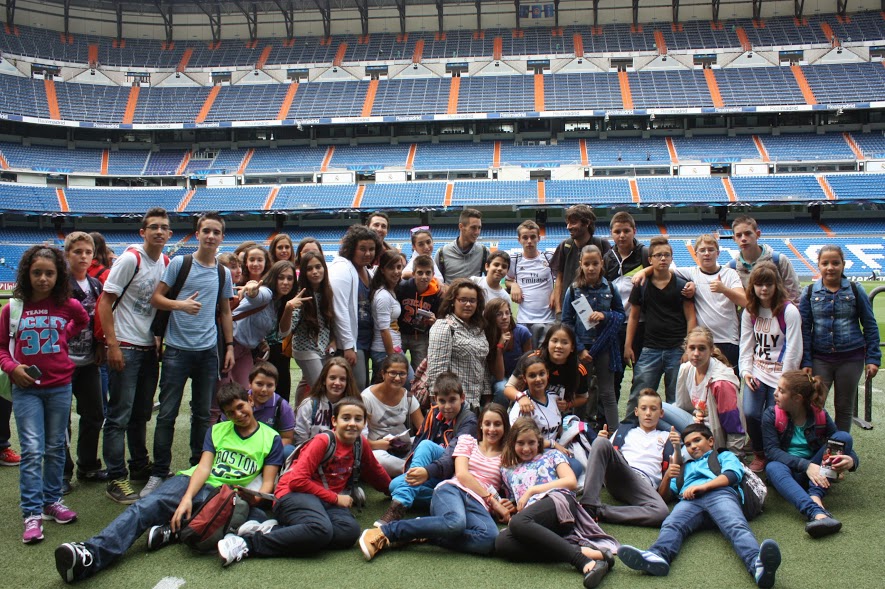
[696, 248, 718, 255]
[385, 371, 407, 378]
[146, 224, 171, 232]
[456, 298, 478, 305]
[651, 253, 672, 260]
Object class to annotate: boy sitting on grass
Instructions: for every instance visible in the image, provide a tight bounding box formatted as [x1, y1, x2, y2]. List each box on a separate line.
[221, 362, 295, 455]
[618, 423, 782, 589]
[580, 389, 679, 527]
[54, 383, 283, 583]
[375, 372, 477, 526]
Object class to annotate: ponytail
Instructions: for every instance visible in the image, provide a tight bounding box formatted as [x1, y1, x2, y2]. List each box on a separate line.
[780, 370, 828, 411]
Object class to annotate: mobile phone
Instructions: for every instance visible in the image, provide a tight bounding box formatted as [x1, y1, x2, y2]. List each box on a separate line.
[416, 309, 433, 318]
[25, 365, 42, 379]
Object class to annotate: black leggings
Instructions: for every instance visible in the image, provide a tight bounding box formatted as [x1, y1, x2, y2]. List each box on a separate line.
[495, 494, 590, 573]
[267, 343, 292, 404]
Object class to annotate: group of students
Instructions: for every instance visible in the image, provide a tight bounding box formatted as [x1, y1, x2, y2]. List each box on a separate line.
[0, 204, 876, 587]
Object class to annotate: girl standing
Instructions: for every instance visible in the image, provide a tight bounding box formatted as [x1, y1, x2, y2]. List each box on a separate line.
[227, 260, 297, 389]
[496, 418, 618, 589]
[484, 298, 532, 404]
[293, 357, 359, 445]
[239, 245, 271, 286]
[0, 246, 88, 544]
[358, 403, 512, 559]
[361, 354, 423, 476]
[216, 399, 392, 565]
[269, 234, 294, 265]
[370, 249, 408, 383]
[799, 245, 880, 431]
[669, 326, 747, 455]
[562, 244, 625, 429]
[424, 278, 491, 411]
[762, 370, 858, 538]
[739, 261, 802, 473]
[508, 355, 584, 478]
[286, 250, 335, 403]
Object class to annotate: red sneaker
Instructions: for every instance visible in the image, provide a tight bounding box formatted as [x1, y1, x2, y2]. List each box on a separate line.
[0, 447, 21, 466]
[748, 454, 767, 474]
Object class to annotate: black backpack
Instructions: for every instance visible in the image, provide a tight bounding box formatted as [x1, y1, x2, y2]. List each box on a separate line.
[150, 255, 226, 337]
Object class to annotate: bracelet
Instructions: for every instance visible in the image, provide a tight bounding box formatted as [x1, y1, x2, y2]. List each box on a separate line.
[515, 391, 527, 401]
[225, 342, 234, 347]
[496, 343, 505, 349]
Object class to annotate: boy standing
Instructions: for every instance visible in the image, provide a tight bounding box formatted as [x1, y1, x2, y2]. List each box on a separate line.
[100, 208, 172, 504]
[625, 237, 696, 414]
[730, 216, 799, 303]
[375, 372, 477, 526]
[618, 423, 782, 589]
[604, 212, 650, 399]
[64, 232, 106, 488]
[506, 220, 556, 347]
[144, 212, 235, 497]
[397, 254, 443, 370]
[580, 389, 678, 527]
[54, 384, 283, 583]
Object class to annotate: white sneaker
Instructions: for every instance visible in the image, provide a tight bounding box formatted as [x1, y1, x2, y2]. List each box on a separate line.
[218, 533, 249, 567]
[237, 519, 278, 537]
[139, 476, 165, 498]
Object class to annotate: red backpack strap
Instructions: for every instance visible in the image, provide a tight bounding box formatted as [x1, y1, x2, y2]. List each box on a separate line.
[812, 406, 828, 439]
[774, 405, 789, 434]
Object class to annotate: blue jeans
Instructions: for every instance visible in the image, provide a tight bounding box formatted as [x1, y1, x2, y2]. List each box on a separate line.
[743, 381, 776, 453]
[81, 475, 211, 579]
[12, 383, 72, 517]
[389, 440, 445, 508]
[650, 488, 760, 576]
[627, 347, 683, 414]
[250, 491, 360, 556]
[103, 347, 159, 480]
[660, 402, 695, 432]
[765, 431, 853, 520]
[382, 483, 499, 555]
[153, 346, 218, 477]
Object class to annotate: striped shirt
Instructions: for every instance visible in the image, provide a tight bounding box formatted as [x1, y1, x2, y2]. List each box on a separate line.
[439, 435, 503, 508]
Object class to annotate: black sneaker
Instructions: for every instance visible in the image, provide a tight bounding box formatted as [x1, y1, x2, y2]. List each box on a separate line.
[106, 478, 139, 505]
[129, 461, 154, 483]
[76, 467, 109, 482]
[147, 524, 179, 551]
[55, 542, 94, 584]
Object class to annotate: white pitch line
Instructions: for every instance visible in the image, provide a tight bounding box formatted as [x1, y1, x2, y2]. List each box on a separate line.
[153, 576, 186, 589]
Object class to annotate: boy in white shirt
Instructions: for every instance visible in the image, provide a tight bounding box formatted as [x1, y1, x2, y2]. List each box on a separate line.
[581, 389, 680, 527]
[506, 220, 555, 347]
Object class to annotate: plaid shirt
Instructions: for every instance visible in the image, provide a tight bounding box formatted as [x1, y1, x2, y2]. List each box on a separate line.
[425, 315, 490, 409]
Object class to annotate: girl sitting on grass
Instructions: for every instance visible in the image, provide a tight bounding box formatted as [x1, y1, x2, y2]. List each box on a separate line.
[216, 398, 391, 565]
[361, 353, 424, 477]
[293, 357, 359, 446]
[358, 402, 512, 560]
[495, 418, 618, 589]
[762, 370, 858, 539]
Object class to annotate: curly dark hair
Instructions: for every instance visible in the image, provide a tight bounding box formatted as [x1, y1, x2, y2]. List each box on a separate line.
[295, 250, 334, 342]
[338, 224, 382, 261]
[14, 245, 71, 305]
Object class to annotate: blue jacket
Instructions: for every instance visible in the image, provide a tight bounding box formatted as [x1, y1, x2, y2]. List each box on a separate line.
[561, 278, 625, 373]
[799, 278, 881, 367]
[761, 405, 859, 474]
[405, 405, 477, 480]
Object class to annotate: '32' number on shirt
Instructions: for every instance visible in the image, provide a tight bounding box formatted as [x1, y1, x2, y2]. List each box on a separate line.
[19, 329, 60, 356]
